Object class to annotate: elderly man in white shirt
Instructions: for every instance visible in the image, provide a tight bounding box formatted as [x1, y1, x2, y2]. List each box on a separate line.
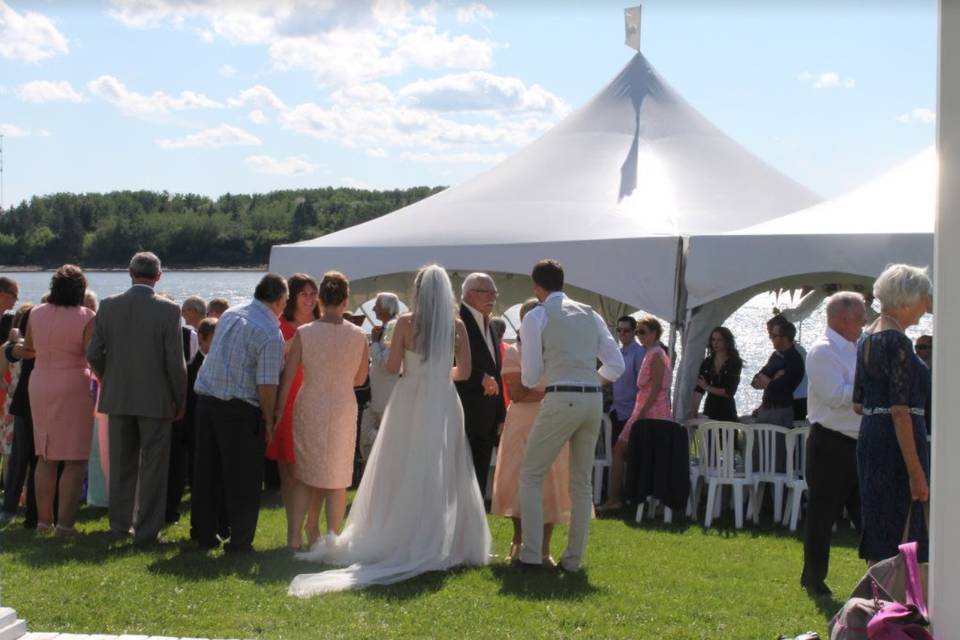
[359, 293, 401, 462]
[801, 291, 866, 597]
[516, 259, 624, 572]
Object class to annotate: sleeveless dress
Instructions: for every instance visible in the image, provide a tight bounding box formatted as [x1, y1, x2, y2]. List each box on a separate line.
[266, 316, 301, 465]
[292, 321, 367, 489]
[491, 344, 571, 524]
[853, 330, 930, 562]
[289, 349, 491, 596]
[27, 303, 96, 461]
[619, 345, 673, 445]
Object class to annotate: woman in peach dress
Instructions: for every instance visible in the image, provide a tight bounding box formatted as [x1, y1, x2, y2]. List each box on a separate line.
[276, 271, 368, 550]
[492, 298, 571, 564]
[24, 265, 96, 535]
[599, 314, 673, 512]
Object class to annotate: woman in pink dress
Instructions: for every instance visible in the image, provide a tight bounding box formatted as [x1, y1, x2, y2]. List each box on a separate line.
[23, 265, 96, 536]
[267, 273, 319, 547]
[492, 298, 571, 564]
[276, 271, 368, 550]
[599, 314, 673, 512]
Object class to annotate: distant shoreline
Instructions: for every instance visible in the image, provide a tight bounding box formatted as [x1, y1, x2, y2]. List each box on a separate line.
[0, 265, 268, 273]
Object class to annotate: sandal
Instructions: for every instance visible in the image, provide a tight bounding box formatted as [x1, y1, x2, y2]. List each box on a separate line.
[36, 522, 54, 536]
[505, 542, 521, 563]
[542, 556, 558, 569]
[54, 525, 79, 538]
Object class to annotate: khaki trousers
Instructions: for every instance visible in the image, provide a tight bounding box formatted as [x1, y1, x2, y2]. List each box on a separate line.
[519, 391, 602, 569]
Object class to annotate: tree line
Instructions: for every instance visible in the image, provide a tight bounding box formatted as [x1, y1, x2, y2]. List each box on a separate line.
[0, 186, 444, 267]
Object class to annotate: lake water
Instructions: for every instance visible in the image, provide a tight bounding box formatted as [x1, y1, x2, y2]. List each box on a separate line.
[2, 269, 932, 413]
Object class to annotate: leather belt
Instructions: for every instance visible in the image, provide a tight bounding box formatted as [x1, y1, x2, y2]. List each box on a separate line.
[545, 385, 601, 394]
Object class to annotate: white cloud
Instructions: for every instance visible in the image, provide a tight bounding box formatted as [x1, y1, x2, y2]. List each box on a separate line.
[896, 107, 936, 124]
[331, 82, 396, 106]
[456, 3, 494, 24]
[0, 1, 69, 63]
[269, 29, 406, 86]
[0, 123, 30, 137]
[88, 75, 225, 117]
[399, 72, 568, 116]
[798, 71, 856, 90]
[366, 147, 388, 158]
[15, 80, 84, 103]
[226, 85, 288, 110]
[394, 25, 493, 70]
[341, 176, 371, 189]
[418, 1, 439, 24]
[156, 124, 261, 149]
[400, 150, 506, 164]
[248, 109, 268, 125]
[245, 154, 320, 176]
[218, 64, 237, 77]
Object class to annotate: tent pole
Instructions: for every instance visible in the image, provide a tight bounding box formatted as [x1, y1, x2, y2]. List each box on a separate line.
[930, 0, 960, 631]
[667, 236, 688, 363]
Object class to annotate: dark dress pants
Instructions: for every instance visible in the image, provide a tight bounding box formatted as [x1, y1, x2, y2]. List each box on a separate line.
[802, 423, 861, 586]
[463, 410, 496, 497]
[192, 395, 264, 551]
[2, 415, 38, 527]
[165, 417, 190, 522]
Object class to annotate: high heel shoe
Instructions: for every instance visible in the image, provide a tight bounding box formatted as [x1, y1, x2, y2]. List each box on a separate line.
[505, 542, 521, 563]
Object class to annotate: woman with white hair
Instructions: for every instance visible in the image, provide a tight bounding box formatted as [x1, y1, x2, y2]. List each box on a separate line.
[853, 263, 932, 563]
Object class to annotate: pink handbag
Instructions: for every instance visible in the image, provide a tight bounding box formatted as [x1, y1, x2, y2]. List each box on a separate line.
[866, 542, 933, 640]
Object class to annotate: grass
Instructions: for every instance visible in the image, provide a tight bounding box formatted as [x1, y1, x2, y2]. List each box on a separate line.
[0, 493, 864, 639]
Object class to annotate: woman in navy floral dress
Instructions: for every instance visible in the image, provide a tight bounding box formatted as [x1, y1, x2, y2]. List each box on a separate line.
[853, 264, 932, 563]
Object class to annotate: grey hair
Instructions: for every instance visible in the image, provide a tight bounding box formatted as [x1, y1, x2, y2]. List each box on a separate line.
[825, 291, 865, 320]
[873, 264, 932, 311]
[129, 251, 161, 279]
[376, 292, 400, 318]
[182, 295, 207, 316]
[461, 272, 493, 298]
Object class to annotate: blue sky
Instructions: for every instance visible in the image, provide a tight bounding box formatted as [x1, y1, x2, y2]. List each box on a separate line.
[0, 1, 937, 208]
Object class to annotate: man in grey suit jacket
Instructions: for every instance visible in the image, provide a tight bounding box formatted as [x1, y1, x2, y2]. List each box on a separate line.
[87, 251, 187, 543]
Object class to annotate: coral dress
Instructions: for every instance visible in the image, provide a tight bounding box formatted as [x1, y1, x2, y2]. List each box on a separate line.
[266, 316, 302, 464]
[619, 345, 673, 445]
[292, 321, 367, 489]
[492, 344, 571, 524]
[27, 303, 96, 461]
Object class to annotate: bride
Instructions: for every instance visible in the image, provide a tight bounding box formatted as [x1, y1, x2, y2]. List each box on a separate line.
[288, 265, 492, 597]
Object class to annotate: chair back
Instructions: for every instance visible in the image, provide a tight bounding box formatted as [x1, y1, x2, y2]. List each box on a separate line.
[750, 423, 792, 478]
[785, 426, 810, 481]
[595, 413, 613, 466]
[699, 421, 753, 480]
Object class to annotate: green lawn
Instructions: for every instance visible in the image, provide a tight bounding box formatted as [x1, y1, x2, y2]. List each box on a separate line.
[0, 494, 862, 639]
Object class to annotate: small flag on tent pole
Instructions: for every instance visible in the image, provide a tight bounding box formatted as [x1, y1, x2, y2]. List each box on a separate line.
[625, 6, 641, 51]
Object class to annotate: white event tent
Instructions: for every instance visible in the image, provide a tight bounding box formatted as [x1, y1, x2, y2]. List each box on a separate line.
[269, 53, 820, 324]
[674, 148, 937, 418]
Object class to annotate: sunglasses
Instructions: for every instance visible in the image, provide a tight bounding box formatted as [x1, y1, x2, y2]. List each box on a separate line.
[636, 329, 649, 336]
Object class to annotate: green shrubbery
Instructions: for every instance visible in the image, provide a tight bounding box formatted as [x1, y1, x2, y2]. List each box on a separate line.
[0, 186, 444, 267]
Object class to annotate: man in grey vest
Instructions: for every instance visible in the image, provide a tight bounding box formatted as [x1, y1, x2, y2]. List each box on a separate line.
[87, 251, 187, 544]
[517, 259, 625, 571]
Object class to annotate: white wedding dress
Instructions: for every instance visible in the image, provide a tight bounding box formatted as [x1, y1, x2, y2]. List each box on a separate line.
[288, 349, 492, 597]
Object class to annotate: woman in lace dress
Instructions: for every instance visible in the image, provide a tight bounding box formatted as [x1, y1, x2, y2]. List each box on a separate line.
[853, 264, 931, 562]
[276, 272, 368, 550]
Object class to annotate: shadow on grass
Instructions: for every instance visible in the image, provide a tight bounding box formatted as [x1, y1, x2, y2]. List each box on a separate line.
[488, 564, 603, 601]
[146, 544, 299, 585]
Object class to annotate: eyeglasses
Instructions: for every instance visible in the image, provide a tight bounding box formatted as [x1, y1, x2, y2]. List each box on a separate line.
[636, 329, 648, 336]
[471, 288, 498, 297]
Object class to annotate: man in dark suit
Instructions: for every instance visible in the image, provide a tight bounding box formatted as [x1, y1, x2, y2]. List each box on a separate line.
[87, 252, 187, 544]
[455, 273, 505, 495]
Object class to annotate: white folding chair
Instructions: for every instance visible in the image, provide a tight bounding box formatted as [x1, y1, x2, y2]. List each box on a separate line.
[782, 426, 810, 531]
[699, 421, 755, 529]
[592, 414, 613, 505]
[748, 423, 792, 524]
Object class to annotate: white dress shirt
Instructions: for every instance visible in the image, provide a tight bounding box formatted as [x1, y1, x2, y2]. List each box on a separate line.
[462, 301, 496, 360]
[806, 326, 860, 438]
[518, 291, 624, 388]
[369, 318, 399, 412]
